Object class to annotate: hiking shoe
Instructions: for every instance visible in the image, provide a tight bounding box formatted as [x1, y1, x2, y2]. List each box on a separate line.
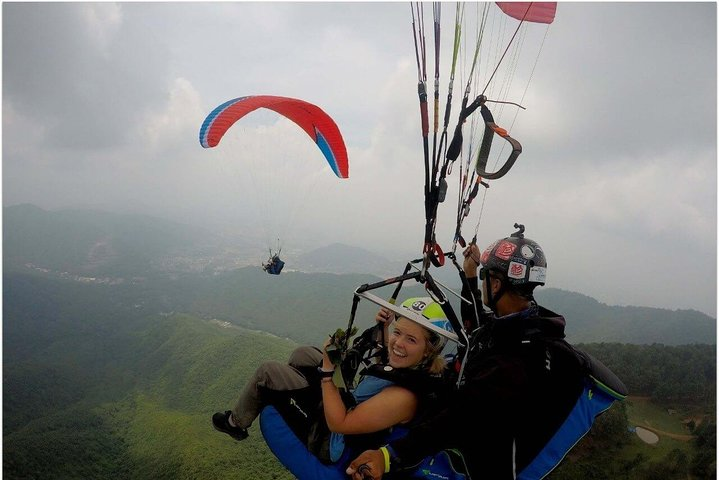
[212, 411, 248, 441]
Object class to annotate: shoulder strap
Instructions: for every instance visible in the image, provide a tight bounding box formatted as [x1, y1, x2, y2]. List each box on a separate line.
[521, 334, 627, 400]
[361, 364, 447, 397]
[576, 349, 628, 400]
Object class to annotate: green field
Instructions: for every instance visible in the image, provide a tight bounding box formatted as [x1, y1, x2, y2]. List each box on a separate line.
[623, 397, 697, 461]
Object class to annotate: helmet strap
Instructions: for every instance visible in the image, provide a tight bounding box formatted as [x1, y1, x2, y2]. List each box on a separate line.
[484, 274, 507, 313]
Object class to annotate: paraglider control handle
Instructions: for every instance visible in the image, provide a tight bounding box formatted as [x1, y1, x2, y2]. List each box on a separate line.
[463, 94, 487, 118]
[446, 94, 488, 162]
[358, 464, 374, 480]
[423, 242, 445, 268]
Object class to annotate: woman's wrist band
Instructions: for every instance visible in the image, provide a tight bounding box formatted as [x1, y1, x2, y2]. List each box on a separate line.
[379, 446, 391, 473]
[317, 367, 335, 378]
[321, 377, 334, 384]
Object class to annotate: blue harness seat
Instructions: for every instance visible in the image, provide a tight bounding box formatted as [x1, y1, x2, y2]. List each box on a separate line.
[265, 258, 284, 275]
[260, 349, 625, 480]
[261, 406, 466, 480]
[259, 375, 397, 479]
[260, 405, 349, 480]
[518, 355, 626, 479]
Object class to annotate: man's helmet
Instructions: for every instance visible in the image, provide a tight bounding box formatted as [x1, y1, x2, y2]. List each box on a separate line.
[400, 297, 453, 351]
[480, 224, 547, 287]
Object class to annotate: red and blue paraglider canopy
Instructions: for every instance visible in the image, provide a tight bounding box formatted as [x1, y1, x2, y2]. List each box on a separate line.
[199, 95, 349, 179]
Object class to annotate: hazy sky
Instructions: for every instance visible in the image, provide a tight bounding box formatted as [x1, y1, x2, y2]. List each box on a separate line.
[3, 2, 717, 317]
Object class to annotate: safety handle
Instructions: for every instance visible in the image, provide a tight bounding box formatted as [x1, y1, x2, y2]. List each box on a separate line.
[475, 105, 522, 180]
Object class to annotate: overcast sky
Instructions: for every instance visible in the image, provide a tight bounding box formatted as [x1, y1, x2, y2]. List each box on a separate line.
[3, 2, 717, 317]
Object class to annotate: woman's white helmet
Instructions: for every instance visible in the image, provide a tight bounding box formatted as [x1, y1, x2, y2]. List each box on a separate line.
[400, 297, 454, 351]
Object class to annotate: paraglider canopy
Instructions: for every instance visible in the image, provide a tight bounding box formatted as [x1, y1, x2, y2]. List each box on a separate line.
[199, 95, 349, 179]
[495, 2, 557, 24]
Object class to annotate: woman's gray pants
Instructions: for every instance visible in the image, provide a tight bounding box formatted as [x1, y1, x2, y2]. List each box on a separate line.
[231, 345, 323, 428]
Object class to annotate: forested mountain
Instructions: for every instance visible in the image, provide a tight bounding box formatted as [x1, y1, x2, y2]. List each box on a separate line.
[4, 273, 296, 479]
[4, 272, 716, 479]
[3, 205, 716, 478]
[535, 289, 715, 345]
[3, 205, 716, 346]
[293, 242, 407, 276]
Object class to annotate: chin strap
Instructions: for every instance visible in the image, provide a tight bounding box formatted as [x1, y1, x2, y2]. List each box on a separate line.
[483, 273, 507, 314]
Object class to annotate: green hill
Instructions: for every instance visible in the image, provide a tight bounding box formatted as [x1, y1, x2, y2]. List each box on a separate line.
[4, 273, 296, 479]
[3, 205, 716, 479]
[535, 289, 716, 345]
[3, 272, 715, 479]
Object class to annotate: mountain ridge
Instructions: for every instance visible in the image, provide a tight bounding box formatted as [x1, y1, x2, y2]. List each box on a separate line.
[4, 204, 715, 346]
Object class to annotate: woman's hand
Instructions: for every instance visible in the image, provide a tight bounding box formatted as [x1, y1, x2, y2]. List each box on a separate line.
[321, 336, 336, 371]
[375, 307, 395, 325]
[375, 307, 394, 349]
[347, 450, 385, 480]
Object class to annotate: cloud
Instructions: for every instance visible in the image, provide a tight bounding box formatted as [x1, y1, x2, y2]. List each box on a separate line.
[3, 3, 170, 153]
[140, 77, 204, 152]
[2, 3, 716, 316]
[531, 150, 715, 245]
[80, 3, 123, 55]
[530, 2, 716, 164]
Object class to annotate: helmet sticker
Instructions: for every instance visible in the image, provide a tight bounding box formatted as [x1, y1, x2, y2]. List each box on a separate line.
[411, 300, 427, 312]
[529, 266, 547, 283]
[431, 319, 454, 333]
[495, 241, 517, 260]
[480, 240, 499, 264]
[520, 245, 535, 259]
[508, 261, 526, 279]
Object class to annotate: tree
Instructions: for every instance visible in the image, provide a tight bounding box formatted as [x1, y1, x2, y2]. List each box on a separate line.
[691, 421, 717, 479]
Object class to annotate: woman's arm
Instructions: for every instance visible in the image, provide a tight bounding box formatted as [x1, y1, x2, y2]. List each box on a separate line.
[322, 382, 418, 435]
[319, 337, 418, 435]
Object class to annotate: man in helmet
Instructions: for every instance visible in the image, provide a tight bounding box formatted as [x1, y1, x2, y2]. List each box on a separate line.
[347, 224, 598, 480]
[475, 223, 547, 316]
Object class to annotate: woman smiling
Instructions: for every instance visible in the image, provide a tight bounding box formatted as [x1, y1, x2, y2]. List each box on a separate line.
[212, 297, 453, 476]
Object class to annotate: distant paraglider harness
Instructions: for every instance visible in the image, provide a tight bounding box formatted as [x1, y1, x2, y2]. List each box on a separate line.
[263, 244, 285, 275]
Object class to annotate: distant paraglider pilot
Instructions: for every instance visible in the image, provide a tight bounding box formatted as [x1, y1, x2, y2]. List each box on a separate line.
[263, 252, 285, 275]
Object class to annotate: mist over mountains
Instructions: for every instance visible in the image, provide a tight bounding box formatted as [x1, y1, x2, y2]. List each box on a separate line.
[4, 204, 715, 345]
